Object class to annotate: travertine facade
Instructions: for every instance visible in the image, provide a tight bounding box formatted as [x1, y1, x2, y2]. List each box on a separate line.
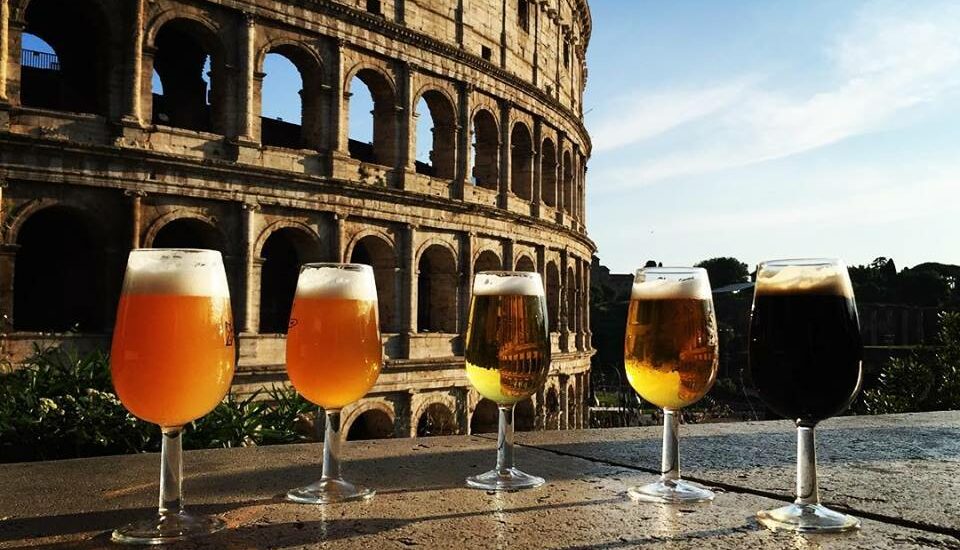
[0, 0, 593, 439]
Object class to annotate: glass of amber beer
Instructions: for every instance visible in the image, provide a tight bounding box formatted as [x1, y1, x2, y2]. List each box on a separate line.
[465, 271, 550, 490]
[624, 267, 718, 503]
[285, 263, 382, 504]
[749, 259, 862, 532]
[110, 249, 235, 544]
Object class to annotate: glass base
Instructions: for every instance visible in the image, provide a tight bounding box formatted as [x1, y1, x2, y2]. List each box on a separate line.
[466, 468, 545, 491]
[287, 478, 375, 504]
[628, 479, 715, 504]
[112, 511, 225, 545]
[757, 503, 861, 533]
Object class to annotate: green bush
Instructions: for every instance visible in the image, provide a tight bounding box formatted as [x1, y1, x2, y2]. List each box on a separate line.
[0, 346, 317, 463]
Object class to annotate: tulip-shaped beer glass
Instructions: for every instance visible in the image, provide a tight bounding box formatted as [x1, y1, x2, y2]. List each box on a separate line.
[465, 271, 550, 490]
[624, 267, 719, 503]
[285, 263, 383, 503]
[749, 259, 863, 532]
[110, 249, 236, 544]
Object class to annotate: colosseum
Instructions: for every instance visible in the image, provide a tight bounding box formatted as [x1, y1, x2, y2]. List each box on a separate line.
[0, 0, 594, 439]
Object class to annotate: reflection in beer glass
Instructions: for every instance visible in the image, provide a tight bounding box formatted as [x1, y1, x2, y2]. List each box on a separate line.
[624, 267, 718, 503]
[285, 263, 382, 504]
[464, 271, 550, 490]
[749, 258, 862, 532]
[110, 249, 235, 544]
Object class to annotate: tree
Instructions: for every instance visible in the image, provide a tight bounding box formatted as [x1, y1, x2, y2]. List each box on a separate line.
[695, 257, 749, 289]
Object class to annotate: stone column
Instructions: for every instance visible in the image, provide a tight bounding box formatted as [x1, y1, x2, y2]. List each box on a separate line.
[559, 249, 569, 348]
[397, 62, 413, 188]
[239, 13, 256, 141]
[454, 82, 471, 198]
[0, 0, 9, 102]
[556, 132, 566, 216]
[124, 0, 145, 123]
[498, 101, 512, 208]
[455, 0, 465, 46]
[332, 213, 346, 261]
[459, 232, 473, 336]
[332, 39, 347, 155]
[503, 238, 515, 271]
[402, 224, 418, 337]
[241, 202, 261, 334]
[124, 190, 146, 249]
[532, 117, 542, 216]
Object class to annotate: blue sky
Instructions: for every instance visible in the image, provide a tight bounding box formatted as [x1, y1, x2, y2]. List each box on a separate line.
[583, 1, 960, 272]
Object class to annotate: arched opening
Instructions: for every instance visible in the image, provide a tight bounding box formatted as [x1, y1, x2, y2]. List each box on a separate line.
[541, 139, 557, 208]
[545, 261, 560, 332]
[260, 46, 323, 149]
[346, 408, 394, 440]
[515, 398, 535, 432]
[151, 18, 223, 133]
[566, 266, 577, 333]
[515, 255, 535, 273]
[414, 90, 457, 179]
[510, 123, 533, 201]
[416, 402, 457, 437]
[350, 235, 399, 332]
[152, 218, 226, 251]
[14, 206, 109, 332]
[471, 109, 499, 190]
[470, 399, 499, 434]
[20, 0, 110, 115]
[259, 228, 321, 334]
[348, 69, 397, 167]
[545, 387, 560, 430]
[473, 250, 501, 275]
[562, 151, 573, 215]
[417, 244, 457, 333]
[567, 385, 577, 429]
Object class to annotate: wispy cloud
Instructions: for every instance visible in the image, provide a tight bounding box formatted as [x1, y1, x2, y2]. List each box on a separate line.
[589, 3, 960, 189]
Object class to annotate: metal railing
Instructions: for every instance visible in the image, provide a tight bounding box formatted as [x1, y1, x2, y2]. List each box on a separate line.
[21, 49, 60, 71]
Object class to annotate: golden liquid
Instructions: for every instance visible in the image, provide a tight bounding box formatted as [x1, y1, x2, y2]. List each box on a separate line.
[286, 297, 382, 409]
[624, 297, 718, 409]
[111, 294, 235, 427]
[465, 294, 550, 405]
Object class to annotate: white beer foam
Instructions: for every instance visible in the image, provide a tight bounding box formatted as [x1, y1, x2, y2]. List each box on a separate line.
[296, 265, 378, 301]
[631, 276, 711, 301]
[473, 273, 544, 296]
[756, 264, 854, 297]
[123, 249, 230, 297]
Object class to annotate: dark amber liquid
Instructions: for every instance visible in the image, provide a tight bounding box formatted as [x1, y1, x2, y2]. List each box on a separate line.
[748, 293, 863, 426]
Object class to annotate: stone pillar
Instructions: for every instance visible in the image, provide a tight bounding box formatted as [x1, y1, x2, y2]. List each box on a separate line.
[402, 224, 417, 337]
[454, 82, 471, 198]
[333, 213, 346, 261]
[332, 39, 348, 155]
[556, 132, 566, 215]
[0, 0, 10, 102]
[503, 238, 515, 272]
[498, 101, 512, 208]
[583, 258, 592, 347]
[124, 190, 146, 249]
[532, 117, 543, 216]
[241, 202, 261, 334]
[459, 232, 473, 335]
[455, 0, 464, 46]
[559, 249, 569, 348]
[124, 0, 145, 123]
[397, 62, 413, 188]
[239, 13, 256, 141]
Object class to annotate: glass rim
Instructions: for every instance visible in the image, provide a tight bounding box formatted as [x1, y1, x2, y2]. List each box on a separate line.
[636, 266, 707, 275]
[759, 258, 844, 268]
[130, 248, 221, 255]
[475, 270, 542, 278]
[300, 262, 372, 272]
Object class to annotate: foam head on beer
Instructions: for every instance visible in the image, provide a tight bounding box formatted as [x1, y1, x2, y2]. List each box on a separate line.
[295, 264, 378, 301]
[122, 248, 230, 297]
[473, 271, 545, 296]
[631, 269, 711, 301]
[755, 260, 854, 298]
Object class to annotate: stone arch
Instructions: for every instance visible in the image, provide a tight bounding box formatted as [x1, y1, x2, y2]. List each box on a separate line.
[470, 398, 499, 434]
[148, 15, 229, 133]
[515, 255, 535, 273]
[567, 384, 577, 430]
[12, 204, 113, 332]
[515, 398, 536, 432]
[143, 211, 227, 253]
[471, 108, 499, 190]
[413, 88, 457, 180]
[541, 138, 558, 208]
[346, 64, 399, 167]
[19, 0, 115, 116]
[344, 401, 396, 441]
[415, 400, 457, 437]
[545, 386, 561, 430]
[545, 260, 560, 332]
[349, 233, 399, 333]
[257, 225, 323, 334]
[510, 122, 534, 201]
[473, 249, 501, 274]
[258, 40, 325, 149]
[562, 150, 574, 215]
[417, 241, 458, 333]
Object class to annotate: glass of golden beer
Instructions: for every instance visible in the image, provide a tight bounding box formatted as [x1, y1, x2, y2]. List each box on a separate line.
[624, 267, 718, 503]
[465, 271, 550, 491]
[285, 263, 382, 504]
[110, 249, 235, 544]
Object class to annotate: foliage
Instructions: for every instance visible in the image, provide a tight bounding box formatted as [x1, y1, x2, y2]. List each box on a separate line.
[695, 257, 750, 288]
[0, 346, 318, 463]
[857, 312, 960, 414]
[850, 257, 959, 307]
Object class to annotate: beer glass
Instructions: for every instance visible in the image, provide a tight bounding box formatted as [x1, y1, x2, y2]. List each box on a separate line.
[465, 271, 550, 490]
[624, 267, 718, 503]
[110, 249, 235, 544]
[285, 263, 382, 503]
[749, 258, 863, 532]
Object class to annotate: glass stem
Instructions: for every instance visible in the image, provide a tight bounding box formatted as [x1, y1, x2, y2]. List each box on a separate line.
[496, 404, 515, 474]
[322, 409, 343, 481]
[660, 408, 680, 483]
[795, 425, 819, 506]
[159, 426, 184, 517]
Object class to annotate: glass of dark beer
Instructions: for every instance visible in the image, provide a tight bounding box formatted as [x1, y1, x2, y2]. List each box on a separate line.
[748, 258, 863, 532]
